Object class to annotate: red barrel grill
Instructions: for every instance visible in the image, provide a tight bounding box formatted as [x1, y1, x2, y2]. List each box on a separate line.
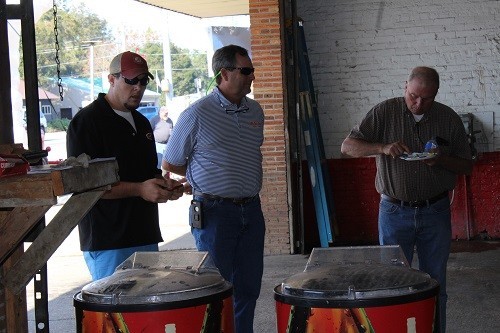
[274, 246, 439, 333]
[74, 251, 234, 333]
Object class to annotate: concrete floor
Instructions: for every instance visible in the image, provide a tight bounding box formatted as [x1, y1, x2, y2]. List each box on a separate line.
[24, 195, 500, 332]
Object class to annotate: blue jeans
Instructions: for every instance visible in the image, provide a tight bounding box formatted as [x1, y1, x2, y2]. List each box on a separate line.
[156, 142, 167, 169]
[379, 196, 451, 333]
[83, 243, 158, 281]
[191, 196, 265, 333]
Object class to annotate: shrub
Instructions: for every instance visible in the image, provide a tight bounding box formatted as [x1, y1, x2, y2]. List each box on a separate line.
[48, 118, 70, 132]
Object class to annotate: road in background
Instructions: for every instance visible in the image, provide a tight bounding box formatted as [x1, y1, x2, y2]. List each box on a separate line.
[43, 131, 67, 162]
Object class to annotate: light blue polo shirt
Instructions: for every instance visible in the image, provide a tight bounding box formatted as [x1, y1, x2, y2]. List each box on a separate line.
[164, 87, 264, 198]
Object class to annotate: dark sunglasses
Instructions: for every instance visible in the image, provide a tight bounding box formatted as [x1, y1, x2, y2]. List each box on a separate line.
[119, 75, 149, 86]
[226, 67, 255, 76]
[124, 76, 149, 86]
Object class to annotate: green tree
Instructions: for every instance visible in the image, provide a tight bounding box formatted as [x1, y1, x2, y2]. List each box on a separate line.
[27, 3, 113, 86]
[171, 44, 209, 96]
[137, 42, 209, 99]
[139, 37, 165, 94]
[26, 2, 208, 100]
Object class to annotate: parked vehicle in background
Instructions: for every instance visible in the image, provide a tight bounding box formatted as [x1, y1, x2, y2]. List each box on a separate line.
[21, 109, 50, 163]
[39, 110, 48, 133]
[23, 109, 48, 134]
[137, 106, 159, 120]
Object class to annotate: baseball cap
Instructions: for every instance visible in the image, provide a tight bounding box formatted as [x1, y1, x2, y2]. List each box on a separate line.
[109, 51, 154, 80]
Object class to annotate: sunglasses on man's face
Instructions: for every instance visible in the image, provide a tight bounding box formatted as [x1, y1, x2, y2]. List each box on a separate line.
[225, 67, 255, 76]
[123, 76, 150, 86]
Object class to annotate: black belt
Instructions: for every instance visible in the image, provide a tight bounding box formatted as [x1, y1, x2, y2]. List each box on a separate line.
[382, 191, 449, 208]
[193, 191, 258, 205]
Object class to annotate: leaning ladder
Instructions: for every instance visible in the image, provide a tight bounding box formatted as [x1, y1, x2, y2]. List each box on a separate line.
[296, 19, 338, 247]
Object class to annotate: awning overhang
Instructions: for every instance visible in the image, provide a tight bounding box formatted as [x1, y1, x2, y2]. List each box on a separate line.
[135, 0, 249, 18]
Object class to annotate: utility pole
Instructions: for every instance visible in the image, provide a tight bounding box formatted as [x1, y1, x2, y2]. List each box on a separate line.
[82, 40, 99, 102]
[162, 12, 173, 102]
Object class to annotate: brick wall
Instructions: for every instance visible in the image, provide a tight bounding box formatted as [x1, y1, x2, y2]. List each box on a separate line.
[250, 0, 291, 254]
[297, 0, 500, 158]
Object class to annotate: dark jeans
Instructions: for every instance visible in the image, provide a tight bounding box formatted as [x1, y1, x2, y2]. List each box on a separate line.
[379, 196, 451, 332]
[192, 195, 265, 333]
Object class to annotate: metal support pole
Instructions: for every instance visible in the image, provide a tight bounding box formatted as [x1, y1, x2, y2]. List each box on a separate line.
[162, 12, 173, 101]
[0, 0, 14, 144]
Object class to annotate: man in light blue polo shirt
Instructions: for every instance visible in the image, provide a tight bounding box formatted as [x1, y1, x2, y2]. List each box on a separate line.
[163, 44, 265, 333]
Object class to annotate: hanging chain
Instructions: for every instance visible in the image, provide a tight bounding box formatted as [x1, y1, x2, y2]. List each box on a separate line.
[53, 0, 63, 101]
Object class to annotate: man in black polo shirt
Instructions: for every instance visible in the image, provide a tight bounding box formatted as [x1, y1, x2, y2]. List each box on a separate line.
[67, 51, 184, 281]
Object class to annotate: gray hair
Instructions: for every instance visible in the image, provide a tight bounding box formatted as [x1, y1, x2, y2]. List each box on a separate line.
[408, 66, 440, 90]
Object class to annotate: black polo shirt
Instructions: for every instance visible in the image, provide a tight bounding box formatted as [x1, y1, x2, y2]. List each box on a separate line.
[67, 93, 162, 251]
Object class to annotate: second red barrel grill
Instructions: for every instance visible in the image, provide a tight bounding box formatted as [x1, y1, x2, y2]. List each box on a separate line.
[274, 246, 439, 333]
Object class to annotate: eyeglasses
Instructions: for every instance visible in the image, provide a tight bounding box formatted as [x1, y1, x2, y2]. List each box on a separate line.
[225, 67, 255, 76]
[113, 73, 149, 86]
[215, 93, 249, 115]
[224, 104, 249, 115]
[123, 76, 149, 86]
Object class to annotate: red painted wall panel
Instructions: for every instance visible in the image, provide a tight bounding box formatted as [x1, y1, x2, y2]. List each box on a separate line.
[467, 152, 500, 238]
[303, 152, 500, 248]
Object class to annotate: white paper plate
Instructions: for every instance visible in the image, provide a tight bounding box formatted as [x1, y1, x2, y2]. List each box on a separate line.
[400, 152, 437, 161]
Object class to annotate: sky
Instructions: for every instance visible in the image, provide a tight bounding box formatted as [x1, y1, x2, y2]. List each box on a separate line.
[77, 0, 210, 50]
[31, 0, 250, 51]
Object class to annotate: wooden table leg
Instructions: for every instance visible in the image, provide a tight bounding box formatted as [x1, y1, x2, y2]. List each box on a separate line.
[0, 246, 28, 333]
[2, 190, 106, 295]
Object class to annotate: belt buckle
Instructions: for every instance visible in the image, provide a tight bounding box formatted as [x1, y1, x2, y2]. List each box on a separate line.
[232, 196, 254, 205]
[232, 197, 249, 205]
[408, 200, 425, 208]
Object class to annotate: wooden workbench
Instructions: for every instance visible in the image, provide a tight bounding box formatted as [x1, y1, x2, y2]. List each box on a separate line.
[0, 157, 119, 332]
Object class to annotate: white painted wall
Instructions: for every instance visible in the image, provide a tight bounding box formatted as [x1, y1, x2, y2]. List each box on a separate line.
[297, 0, 500, 158]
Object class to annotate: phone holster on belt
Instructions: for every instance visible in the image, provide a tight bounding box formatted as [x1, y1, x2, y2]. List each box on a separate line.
[189, 200, 203, 229]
